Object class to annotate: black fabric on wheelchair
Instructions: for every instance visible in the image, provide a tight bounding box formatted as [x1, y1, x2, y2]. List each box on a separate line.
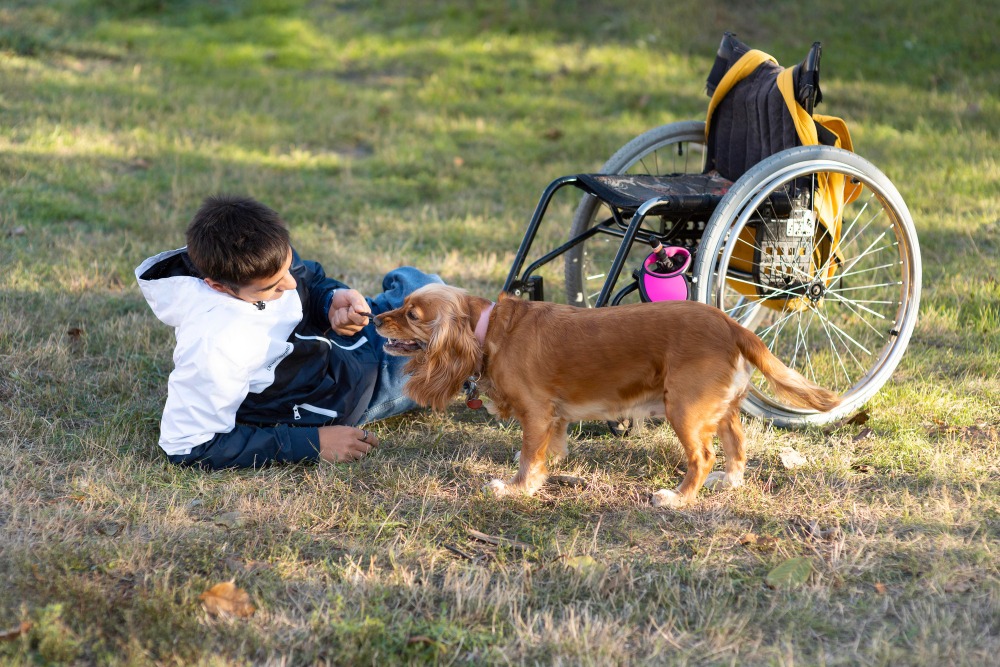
[707, 60, 803, 181]
[573, 32, 833, 220]
[706, 38, 835, 181]
[575, 173, 732, 216]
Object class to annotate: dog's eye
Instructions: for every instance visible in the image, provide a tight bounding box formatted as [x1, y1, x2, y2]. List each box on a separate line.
[406, 310, 419, 321]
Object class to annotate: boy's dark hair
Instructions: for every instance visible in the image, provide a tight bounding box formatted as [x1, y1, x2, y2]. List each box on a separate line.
[185, 194, 291, 289]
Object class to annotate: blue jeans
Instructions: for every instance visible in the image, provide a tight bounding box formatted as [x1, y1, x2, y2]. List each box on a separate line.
[358, 267, 443, 424]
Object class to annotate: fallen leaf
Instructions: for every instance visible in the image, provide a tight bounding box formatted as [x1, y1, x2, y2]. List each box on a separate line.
[563, 555, 603, 576]
[754, 535, 779, 551]
[467, 527, 531, 551]
[874, 582, 887, 595]
[943, 576, 976, 594]
[212, 511, 244, 529]
[66, 327, 84, 339]
[846, 410, 871, 426]
[0, 621, 32, 642]
[407, 635, 437, 646]
[822, 409, 870, 434]
[852, 427, 874, 443]
[198, 581, 256, 618]
[221, 556, 271, 575]
[739, 532, 778, 550]
[766, 556, 813, 589]
[452, 156, 464, 167]
[94, 521, 124, 537]
[779, 447, 808, 469]
[806, 520, 842, 541]
[542, 127, 563, 141]
[549, 474, 586, 488]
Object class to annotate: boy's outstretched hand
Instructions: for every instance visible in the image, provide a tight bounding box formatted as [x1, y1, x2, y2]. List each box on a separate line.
[328, 288, 371, 335]
[318, 425, 379, 462]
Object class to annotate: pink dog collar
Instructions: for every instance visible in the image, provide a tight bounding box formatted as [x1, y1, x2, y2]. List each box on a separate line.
[475, 303, 494, 346]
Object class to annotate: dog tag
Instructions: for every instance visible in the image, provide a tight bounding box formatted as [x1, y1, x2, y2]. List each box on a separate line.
[466, 398, 483, 409]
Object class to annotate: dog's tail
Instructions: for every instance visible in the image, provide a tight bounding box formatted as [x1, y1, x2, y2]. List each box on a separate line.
[731, 320, 841, 412]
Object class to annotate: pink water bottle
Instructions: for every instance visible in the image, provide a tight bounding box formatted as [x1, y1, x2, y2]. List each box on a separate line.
[638, 237, 691, 302]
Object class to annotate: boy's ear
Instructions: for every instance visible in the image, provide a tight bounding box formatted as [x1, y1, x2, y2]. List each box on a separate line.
[204, 277, 234, 295]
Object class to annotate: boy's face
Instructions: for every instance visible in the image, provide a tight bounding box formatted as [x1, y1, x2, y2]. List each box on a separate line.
[205, 248, 297, 304]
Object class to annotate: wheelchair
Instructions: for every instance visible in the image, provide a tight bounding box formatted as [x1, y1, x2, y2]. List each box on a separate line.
[502, 33, 922, 428]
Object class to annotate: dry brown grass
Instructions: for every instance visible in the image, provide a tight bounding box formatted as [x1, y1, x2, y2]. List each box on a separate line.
[2, 0, 998, 664]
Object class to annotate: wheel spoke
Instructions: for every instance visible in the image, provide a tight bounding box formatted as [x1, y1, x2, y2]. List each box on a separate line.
[703, 153, 918, 424]
[814, 305, 855, 385]
[810, 312, 874, 357]
[815, 306, 868, 371]
[824, 290, 888, 321]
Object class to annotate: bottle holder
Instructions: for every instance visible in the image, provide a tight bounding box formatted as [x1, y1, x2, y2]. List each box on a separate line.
[638, 246, 691, 302]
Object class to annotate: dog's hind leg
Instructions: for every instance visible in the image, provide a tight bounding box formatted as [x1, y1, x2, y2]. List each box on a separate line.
[652, 405, 718, 509]
[486, 411, 566, 498]
[546, 424, 569, 464]
[704, 402, 746, 492]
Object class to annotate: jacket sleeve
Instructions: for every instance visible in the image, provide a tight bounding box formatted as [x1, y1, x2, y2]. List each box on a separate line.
[167, 423, 321, 470]
[292, 250, 348, 331]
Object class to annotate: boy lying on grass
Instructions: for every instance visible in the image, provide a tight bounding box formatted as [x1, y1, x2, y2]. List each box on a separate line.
[135, 194, 442, 469]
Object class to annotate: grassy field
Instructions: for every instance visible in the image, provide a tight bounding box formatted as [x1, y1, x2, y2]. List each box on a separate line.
[1, 0, 998, 664]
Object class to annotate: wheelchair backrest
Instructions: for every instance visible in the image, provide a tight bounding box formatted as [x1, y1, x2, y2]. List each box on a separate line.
[703, 33, 833, 182]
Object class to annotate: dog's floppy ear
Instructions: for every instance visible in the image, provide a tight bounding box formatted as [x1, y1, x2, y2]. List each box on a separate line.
[404, 290, 479, 411]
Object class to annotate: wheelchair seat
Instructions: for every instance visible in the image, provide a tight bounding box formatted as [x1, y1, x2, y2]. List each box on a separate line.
[573, 172, 732, 219]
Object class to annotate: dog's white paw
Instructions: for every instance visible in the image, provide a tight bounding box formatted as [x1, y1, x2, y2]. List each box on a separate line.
[704, 471, 744, 491]
[484, 479, 509, 497]
[651, 488, 687, 509]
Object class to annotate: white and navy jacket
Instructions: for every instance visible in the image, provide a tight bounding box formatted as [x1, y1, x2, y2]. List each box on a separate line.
[135, 247, 379, 469]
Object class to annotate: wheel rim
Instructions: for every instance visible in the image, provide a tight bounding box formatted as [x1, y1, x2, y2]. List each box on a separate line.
[566, 126, 707, 307]
[704, 158, 920, 416]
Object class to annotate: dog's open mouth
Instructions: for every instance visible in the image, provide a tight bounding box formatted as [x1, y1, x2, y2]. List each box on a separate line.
[383, 338, 425, 355]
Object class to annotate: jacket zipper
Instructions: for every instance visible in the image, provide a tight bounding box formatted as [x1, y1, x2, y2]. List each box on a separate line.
[292, 403, 339, 421]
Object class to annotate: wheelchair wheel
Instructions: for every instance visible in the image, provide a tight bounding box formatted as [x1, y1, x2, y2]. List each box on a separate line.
[693, 145, 921, 427]
[565, 120, 706, 306]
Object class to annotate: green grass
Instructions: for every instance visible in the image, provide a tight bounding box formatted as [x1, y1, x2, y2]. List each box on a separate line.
[2, 0, 999, 664]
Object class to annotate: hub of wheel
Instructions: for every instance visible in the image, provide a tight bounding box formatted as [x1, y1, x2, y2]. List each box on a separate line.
[806, 280, 826, 302]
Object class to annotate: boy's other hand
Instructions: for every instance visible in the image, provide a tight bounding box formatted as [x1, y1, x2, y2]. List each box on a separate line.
[318, 425, 379, 462]
[329, 288, 370, 335]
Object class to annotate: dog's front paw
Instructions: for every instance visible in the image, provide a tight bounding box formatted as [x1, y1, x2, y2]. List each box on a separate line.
[484, 478, 510, 497]
[703, 471, 744, 491]
[651, 488, 688, 509]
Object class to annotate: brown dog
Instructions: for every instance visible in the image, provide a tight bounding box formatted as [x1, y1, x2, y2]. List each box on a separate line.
[374, 284, 840, 507]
